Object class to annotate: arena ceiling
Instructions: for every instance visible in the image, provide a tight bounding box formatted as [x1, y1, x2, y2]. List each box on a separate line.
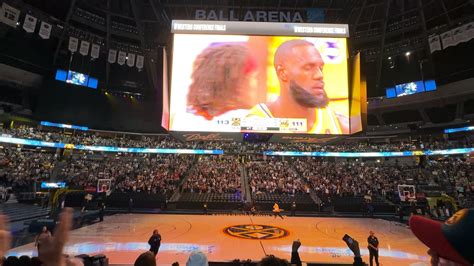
[6, 0, 474, 96]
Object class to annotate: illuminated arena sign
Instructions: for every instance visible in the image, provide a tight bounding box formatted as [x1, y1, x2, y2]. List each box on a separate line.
[224, 224, 289, 240]
[0, 136, 472, 157]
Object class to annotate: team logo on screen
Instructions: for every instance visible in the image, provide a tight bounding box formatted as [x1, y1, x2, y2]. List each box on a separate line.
[316, 40, 343, 64]
[280, 119, 289, 129]
[224, 224, 289, 240]
[231, 118, 241, 126]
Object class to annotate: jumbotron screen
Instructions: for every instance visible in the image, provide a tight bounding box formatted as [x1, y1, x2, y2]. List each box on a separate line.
[169, 21, 360, 135]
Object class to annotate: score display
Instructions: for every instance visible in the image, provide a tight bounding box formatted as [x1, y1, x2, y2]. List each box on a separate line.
[168, 21, 361, 135]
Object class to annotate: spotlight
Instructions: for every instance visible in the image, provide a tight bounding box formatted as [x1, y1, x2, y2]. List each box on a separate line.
[105, 92, 109, 95]
[388, 56, 392, 60]
[405, 51, 411, 57]
[130, 96, 133, 99]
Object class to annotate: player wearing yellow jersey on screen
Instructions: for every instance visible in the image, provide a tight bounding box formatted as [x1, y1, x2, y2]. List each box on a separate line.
[248, 39, 349, 134]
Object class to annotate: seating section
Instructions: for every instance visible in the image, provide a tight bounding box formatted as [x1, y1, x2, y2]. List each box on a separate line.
[177, 193, 242, 210]
[0, 202, 50, 222]
[0, 125, 472, 215]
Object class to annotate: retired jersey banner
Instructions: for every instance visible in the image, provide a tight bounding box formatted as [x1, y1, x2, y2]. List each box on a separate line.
[108, 49, 117, 63]
[90, 43, 100, 59]
[68, 37, 79, 52]
[79, 40, 90, 56]
[23, 14, 37, 33]
[117, 51, 126, 65]
[38, 21, 52, 39]
[127, 53, 136, 67]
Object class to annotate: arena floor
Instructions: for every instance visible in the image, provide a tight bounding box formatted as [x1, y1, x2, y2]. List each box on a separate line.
[9, 213, 430, 266]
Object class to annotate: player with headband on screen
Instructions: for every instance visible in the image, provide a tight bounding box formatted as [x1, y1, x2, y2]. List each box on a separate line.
[248, 39, 349, 134]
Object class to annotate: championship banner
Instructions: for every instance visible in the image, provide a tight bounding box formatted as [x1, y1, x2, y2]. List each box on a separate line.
[108, 49, 117, 63]
[68, 37, 79, 52]
[126, 53, 136, 67]
[38, 21, 52, 39]
[0, 3, 20, 28]
[79, 40, 90, 56]
[90, 43, 100, 59]
[428, 35, 442, 53]
[117, 51, 126, 65]
[22, 14, 37, 33]
[135, 55, 144, 69]
[441, 30, 455, 49]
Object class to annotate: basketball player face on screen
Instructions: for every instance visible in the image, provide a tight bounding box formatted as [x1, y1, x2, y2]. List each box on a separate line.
[274, 40, 329, 109]
[187, 44, 258, 120]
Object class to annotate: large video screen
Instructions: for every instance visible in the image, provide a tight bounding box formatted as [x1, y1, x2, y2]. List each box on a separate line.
[169, 21, 358, 135]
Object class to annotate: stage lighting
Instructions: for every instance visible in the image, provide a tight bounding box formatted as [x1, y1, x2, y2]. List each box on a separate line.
[387, 56, 391, 60]
[405, 51, 411, 57]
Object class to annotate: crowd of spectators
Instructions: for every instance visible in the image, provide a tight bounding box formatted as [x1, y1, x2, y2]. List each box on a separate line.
[60, 154, 194, 197]
[242, 138, 470, 153]
[292, 157, 473, 208]
[293, 158, 405, 202]
[182, 156, 241, 194]
[0, 144, 195, 198]
[2, 125, 470, 153]
[247, 159, 309, 195]
[0, 147, 55, 191]
[1, 125, 472, 209]
[424, 157, 474, 206]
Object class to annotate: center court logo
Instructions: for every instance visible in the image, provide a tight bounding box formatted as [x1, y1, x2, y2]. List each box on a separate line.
[224, 224, 289, 240]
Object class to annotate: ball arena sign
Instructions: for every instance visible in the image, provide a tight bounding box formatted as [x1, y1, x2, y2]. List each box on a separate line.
[195, 9, 304, 22]
[224, 224, 289, 240]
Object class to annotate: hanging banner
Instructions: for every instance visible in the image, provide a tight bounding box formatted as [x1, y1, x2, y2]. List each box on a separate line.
[126, 53, 136, 67]
[108, 49, 117, 63]
[452, 26, 465, 46]
[68, 37, 79, 52]
[90, 43, 100, 59]
[117, 51, 126, 65]
[136, 55, 144, 69]
[440, 30, 455, 49]
[0, 3, 20, 28]
[463, 22, 474, 42]
[428, 35, 442, 53]
[79, 40, 90, 56]
[38, 21, 52, 39]
[23, 14, 37, 33]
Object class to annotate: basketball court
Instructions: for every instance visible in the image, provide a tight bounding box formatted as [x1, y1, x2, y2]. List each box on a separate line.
[8, 214, 430, 265]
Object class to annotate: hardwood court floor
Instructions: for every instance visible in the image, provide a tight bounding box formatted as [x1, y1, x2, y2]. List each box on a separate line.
[9, 213, 430, 265]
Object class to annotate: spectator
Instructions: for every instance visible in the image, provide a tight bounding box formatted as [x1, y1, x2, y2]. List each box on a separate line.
[186, 251, 208, 266]
[134, 251, 156, 266]
[410, 208, 474, 266]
